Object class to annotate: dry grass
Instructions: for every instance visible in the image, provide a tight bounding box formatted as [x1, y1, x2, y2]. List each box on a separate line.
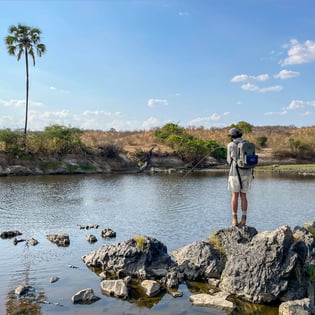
[81, 126, 315, 161]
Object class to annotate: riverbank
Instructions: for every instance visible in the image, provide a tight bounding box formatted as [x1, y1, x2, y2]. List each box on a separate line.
[0, 150, 315, 176]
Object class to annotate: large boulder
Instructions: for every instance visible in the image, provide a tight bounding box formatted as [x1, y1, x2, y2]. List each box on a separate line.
[171, 240, 224, 281]
[82, 236, 177, 281]
[218, 225, 309, 304]
[215, 225, 258, 258]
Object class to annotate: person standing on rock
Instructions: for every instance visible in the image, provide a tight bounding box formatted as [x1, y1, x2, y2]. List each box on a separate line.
[226, 128, 253, 227]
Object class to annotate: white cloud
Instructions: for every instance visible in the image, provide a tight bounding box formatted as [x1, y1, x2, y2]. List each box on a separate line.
[265, 99, 315, 117]
[142, 117, 161, 130]
[231, 74, 249, 82]
[274, 69, 300, 79]
[40, 110, 70, 119]
[301, 111, 311, 116]
[241, 83, 259, 91]
[82, 110, 121, 117]
[259, 85, 283, 93]
[187, 113, 221, 127]
[0, 99, 43, 107]
[286, 100, 315, 110]
[280, 39, 315, 66]
[178, 11, 189, 16]
[240, 83, 282, 93]
[264, 110, 287, 116]
[231, 73, 269, 83]
[147, 99, 168, 108]
[49, 86, 56, 90]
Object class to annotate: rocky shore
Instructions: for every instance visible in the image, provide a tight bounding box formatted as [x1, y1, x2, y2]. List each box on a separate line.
[80, 222, 315, 314]
[4, 221, 314, 314]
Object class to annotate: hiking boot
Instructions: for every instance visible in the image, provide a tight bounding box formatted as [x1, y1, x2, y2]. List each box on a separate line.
[232, 215, 238, 226]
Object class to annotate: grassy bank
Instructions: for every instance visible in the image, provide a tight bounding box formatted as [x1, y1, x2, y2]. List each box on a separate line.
[257, 164, 315, 175]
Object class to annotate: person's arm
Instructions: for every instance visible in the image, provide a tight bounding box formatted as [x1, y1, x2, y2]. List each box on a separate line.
[227, 143, 232, 165]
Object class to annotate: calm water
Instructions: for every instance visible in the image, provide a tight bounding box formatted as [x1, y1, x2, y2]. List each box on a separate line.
[0, 172, 314, 315]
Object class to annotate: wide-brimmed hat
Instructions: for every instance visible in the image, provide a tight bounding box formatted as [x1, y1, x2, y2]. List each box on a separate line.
[228, 128, 242, 137]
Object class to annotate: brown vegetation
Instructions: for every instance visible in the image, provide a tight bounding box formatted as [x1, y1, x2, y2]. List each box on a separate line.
[81, 126, 315, 164]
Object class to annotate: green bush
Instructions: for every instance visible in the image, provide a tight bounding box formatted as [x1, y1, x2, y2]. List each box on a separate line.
[256, 136, 268, 147]
[230, 121, 253, 134]
[0, 129, 23, 152]
[41, 125, 83, 154]
[289, 138, 314, 159]
[154, 123, 185, 141]
[154, 123, 225, 164]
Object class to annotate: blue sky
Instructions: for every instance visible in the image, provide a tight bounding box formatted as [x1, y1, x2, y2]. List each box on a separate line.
[1, 0, 315, 131]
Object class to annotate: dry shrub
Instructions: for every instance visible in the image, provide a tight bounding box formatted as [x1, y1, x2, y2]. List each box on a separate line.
[80, 126, 315, 161]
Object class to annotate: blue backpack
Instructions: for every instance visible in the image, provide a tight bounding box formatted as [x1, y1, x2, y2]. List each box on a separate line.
[236, 141, 258, 169]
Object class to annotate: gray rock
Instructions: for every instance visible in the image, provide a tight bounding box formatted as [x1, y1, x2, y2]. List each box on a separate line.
[219, 225, 303, 303]
[5, 165, 33, 175]
[189, 292, 235, 311]
[86, 234, 97, 243]
[50, 276, 59, 283]
[163, 270, 181, 288]
[279, 298, 312, 315]
[215, 225, 258, 258]
[141, 280, 161, 297]
[82, 236, 177, 280]
[47, 233, 70, 247]
[168, 289, 183, 298]
[171, 240, 224, 281]
[27, 238, 39, 246]
[101, 228, 116, 238]
[100, 279, 128, 299]
[72, 288, 100, 304]
[15, 285, 35, 297]
[1, 230, 22, 239]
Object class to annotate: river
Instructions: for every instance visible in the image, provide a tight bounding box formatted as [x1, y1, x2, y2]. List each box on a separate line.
[0, 171, 314, 315]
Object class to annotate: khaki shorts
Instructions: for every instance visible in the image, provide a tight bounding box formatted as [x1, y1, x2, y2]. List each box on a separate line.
[228, 175, 252, 193]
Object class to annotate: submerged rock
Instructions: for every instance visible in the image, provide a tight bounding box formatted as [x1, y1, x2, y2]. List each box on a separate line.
[1, 230, 22, 239]
[101, 228, 116, 238]
[15, 285, 35, 297]
[279, 298, 312, 315]
[141, 280, 161, 297]
[72, 288, 100, 304]
[189, 292, 235, 311]
[86, 234, 97, 243]
[50, 276, 60, 283]
[100, 279, 128, 299]
[47, 233, 70, 247]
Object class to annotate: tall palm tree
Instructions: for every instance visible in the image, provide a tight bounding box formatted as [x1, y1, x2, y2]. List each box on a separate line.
[5, 23, 46, 136]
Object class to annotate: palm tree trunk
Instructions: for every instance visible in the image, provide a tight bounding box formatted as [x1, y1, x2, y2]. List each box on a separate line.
[24, 50, 29, 136]
[308, 280, 314, 313]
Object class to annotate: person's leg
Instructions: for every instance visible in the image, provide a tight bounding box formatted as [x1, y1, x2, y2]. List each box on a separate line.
[240, 192, 247, 226]
[231, 192, 239, 226]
